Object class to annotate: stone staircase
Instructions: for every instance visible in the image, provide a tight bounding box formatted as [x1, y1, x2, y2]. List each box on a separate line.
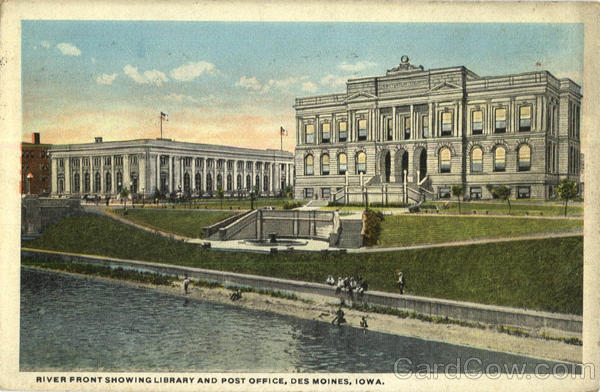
[337, 219, 363, 248]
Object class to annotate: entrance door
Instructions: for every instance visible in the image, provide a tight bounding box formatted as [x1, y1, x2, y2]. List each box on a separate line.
[401, 152, 408, 183]
[384, 151, 391, 182]
[419, 149, 427, 182]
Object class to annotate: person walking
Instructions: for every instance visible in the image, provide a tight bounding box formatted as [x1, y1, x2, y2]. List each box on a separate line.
[397, 272, 405, 294]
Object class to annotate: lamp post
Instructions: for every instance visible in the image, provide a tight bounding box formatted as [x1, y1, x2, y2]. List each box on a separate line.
[142, 187, 145, 207]
[26, 173, 33, 195]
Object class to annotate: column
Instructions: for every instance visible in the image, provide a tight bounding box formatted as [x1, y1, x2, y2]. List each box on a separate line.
[315, 115, 320, 144]
[454, 103, 459, 137]
[407, 148, 414, 183]
[100, 156, 105, 194]
[536, 96, 542, 132]
[296, 116, 301, 145]
[191, 158, 196, 192]
[79, 160, 84, 194]
[409, 105, 414, 139]
[389, 149, 396, 183]
[168, 155, 173, 193]
[65, 157, 71, 194]
[179, 157, 184, 191]
[392, 106, 397, 140]
[89, 155, 94, 193]
[233, 160, 237, 191]
[202, 158, 207, 193]
[156, 155, 160, 193]
[458, 101, 463, 137]
[139, 155, 146, 196]
[428, 102, 434, 139]
[111, 157, 115, 195]
[270, 163, 275, 193]
[123, 154, 130, 192]
[51, 159, 57, 195]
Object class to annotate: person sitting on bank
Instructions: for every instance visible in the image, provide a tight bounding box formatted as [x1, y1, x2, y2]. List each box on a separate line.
[230, 289, 242, 301]
[397, 272, 406, 294]
[326, 275, 335, 286]
[331, 306, 346, 326]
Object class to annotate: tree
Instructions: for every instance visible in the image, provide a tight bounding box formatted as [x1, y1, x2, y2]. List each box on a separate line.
[216, 184, 224, 209]
[284, 184, 293, 199]
[491, 185, 511, 214]
[120, 186, 130, 209]
[451, 185, 464, 214]
[556, 178, 578, 217]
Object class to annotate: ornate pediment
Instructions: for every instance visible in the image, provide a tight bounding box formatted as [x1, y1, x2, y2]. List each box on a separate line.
[345, 91, 378, 102]
[429, 81, 462, 92]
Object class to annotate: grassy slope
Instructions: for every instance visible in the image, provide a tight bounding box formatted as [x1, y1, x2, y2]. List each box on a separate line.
[425, 201, 583, 216]
[22, 214, 583, 314]
[140, 198, 297, 210]
[111, 209, 236, 238]
[378, 215, 582, 246]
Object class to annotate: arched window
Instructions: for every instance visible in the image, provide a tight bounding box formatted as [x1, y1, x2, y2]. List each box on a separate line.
[58, 178, 64, 194]
[195, 172, 202, 192]
[356, 152, 366, 174]
[183, 173, 191, 193]
[494, 146, 506, 172]
[227, 174, 232, 191]
[439, 148, 451, 173]
[255, 175, 260, 190]
[94, 172, 101, 192]
[73, 173, 80, 193]
[105, 172, 111, 192]
[338, 153, 347, 175]
[321, 154, 330, 175]
[216, 174, 223, 189]
[305, 124, 315, 144]
[264, 175, 269, 192]
[206, 173, 213, 192]
[237, 174, 242, 190]
[304, 154, 314, 175]
[84, 172, 90, 193]
[246, 174, 251, 190]
[116, 172, 123, 192]
[518, 145, 531, 171]
[471, 147, 483, 173]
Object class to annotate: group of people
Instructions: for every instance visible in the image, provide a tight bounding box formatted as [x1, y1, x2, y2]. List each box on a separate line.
[330, 304, 369, 332]
[326, 275, 369, 298]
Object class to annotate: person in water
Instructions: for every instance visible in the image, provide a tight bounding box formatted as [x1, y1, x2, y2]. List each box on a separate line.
[360, 315, 368, 330]
[331, 306, 346, 326]
[183, 274, 191, 294]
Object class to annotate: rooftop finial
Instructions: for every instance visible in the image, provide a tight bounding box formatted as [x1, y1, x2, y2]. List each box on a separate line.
[387, 56, 424, 75]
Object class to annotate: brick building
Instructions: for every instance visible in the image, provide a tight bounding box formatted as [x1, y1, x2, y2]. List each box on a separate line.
[21, 133, 51, 195]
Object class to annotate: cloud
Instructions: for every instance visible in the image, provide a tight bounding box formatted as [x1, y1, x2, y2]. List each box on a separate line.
[40, 41, 51, 49]
[268, 77, 300, 89]
[320, 74, 347, 88]
[96, 73, 118, 85]
[170, 61, 217, 81]
[56, 42, 81, 56]
[338, 60, 376, 72]
[164, 93, 199, 104]
[123, 64, 169, 86]
[301, 81, 318, 92]
[91, 57, 96, 64]
[236, 76, 262, 91]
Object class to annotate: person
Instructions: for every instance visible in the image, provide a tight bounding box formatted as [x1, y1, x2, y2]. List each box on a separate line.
[331, 306, 346, 326]
[397, 272, 405, 294]
[105, 195, 111, 206]
[183, 274, 191, 294]
[360, 315, 368, 330]
[230, 289, 242, 301]
[326, 275, 335, 286]
[335, 277, 344, 294]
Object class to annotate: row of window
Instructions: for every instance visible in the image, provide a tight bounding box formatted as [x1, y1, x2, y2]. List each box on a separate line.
[161, 172, 273, 194]
[438, 186, 531, 199]
[302, 105, 537, 144]
[22, 151, 50, 159]
[304, 152, 365, 176]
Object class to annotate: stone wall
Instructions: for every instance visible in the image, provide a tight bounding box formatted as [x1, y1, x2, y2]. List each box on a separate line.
[21, 196, 82, 237]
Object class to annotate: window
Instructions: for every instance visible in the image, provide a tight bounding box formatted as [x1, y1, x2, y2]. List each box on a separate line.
[207, 159, 214, 169]
[236, 174, 242, 190]
[356, 152, 366, 174]
[196, 158, 202, 167]
[195, 173, 202, 192]
[84, 172, 90, 193]
[386, 118, 393, 140]
[58, 159, 64, 168]
[160, 155, 168, 166]
[116, 172, 123, 191]
[217, 160, 223, 169]
[131, 156, 138, 165]
[263, 175, 269, 192]
[338, 121, 347, 142]
[519, 106, 531, 132]
[93, 157, 101, 167]
[518, 145, 531, 171]
[227, 160, 233, 170]
[495, 108, 506, 133]
[321, 154, 330, 175]
[439, 147, 451, 173]
[439, 187, 451, 199]
[441, 112, 453, 136]
[517, 186, 531, 199]
[71, 158, 79, 167]
[206, 173, 213, 192]
[73, 173, 80, 192]
[246, 162, 252, 171]
[305, 124, 315, 144]
[82, 158, 90, 167]
[115, 156, 123, 166]
[403, 117, 411, 140]
[104, 156, 111, 166]
[184, 157, 192, 167]
[304, 154, 314, 176]
[470, 187, 482, 200]
[105, 172, 111, 192]
[471, 147, 483, 173]
[494, 146, 506, 172]
[321, 123, 330, 143]
[94, 172, 101, 192]
[227, 174, 232, 191]
[472, 110, 483, 135]
[321, 188, 331, 199]
[338, 153, 347, 175]
[305, 188, 314, 199]
[358, 119, 367, 141]
[422, 115, 429, 138]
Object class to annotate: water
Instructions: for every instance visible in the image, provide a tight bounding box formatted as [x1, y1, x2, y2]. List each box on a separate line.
[20, 268, 573, 372]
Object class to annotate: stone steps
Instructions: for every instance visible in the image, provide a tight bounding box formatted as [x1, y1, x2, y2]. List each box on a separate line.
[337, 220, 363, 248]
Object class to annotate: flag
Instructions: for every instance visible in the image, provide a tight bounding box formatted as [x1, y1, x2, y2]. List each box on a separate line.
[536, 62, 542, 67]
[280, 126, 287, 136]
[161, 112, 169, 121]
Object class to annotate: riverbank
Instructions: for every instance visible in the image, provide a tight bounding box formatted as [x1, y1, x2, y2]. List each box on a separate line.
[24, 265, 582, 365]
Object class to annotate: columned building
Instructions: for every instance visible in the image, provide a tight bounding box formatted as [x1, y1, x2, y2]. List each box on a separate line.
[294, 57, 581, 201]
[50, 138, 294, 198]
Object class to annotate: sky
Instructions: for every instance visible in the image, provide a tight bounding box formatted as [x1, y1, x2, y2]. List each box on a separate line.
[22, 22, 583, 151]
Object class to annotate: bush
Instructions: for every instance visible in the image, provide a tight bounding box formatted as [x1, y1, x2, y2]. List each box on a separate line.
[363, 209, 384, 246]
[328, 201, 410, 208]
[282, 200, 303, 210]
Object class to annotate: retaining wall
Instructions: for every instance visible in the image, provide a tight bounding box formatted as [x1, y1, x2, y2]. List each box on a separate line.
[21, 248, 582, 333]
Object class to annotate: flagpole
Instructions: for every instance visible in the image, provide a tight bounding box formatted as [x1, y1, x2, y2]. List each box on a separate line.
[280, 129, 283, 151]
[160, 115, 163, 139]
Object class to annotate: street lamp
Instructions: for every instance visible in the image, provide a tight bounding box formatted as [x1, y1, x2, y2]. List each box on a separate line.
[142, 187, 145, 207]
[26, 172, 34, 195]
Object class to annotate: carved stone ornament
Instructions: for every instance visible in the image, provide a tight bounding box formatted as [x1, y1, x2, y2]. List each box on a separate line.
[386, 56, 425, 75]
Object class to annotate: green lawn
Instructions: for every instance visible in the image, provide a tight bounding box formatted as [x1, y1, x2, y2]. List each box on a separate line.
[137, 198, 300, 210]
[22, 214, 583, 314]
[425, 201, 583, 217]
[111, 209, 237, 238]
[377, 215, 582, 247]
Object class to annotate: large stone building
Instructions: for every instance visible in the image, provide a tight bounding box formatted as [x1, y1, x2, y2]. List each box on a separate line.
[21, 132, 51, 195]
[293, 57, 582, 202]
[49, 138, 294, 198]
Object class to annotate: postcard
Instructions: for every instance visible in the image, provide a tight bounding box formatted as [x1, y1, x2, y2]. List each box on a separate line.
[1, 1, 599, 391]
